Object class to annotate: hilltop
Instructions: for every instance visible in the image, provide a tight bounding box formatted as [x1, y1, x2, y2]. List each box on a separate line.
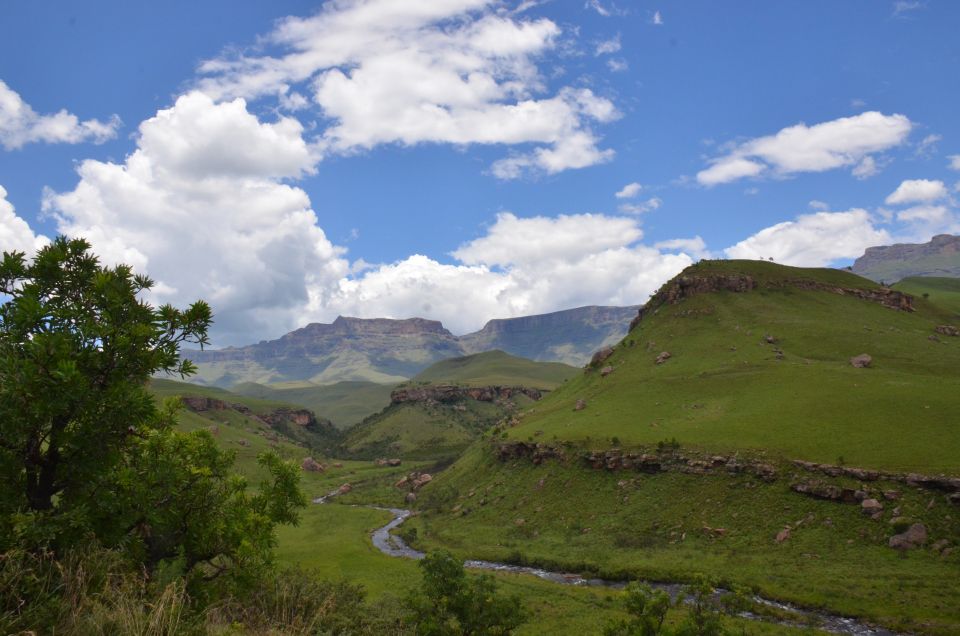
[185, 306, 637, 388]
[852, 233, 960, 283]
[230, 380, 395, 429]
[411, 350, 578, 389]
[409, 260, 960, 635]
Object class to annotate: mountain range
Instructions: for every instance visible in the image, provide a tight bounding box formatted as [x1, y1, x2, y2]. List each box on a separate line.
[851, 233, 960, 283]
[186, 305, 638, 388]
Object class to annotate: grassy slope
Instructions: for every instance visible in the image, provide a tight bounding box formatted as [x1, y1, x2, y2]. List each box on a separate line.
[508, 261, 960, 472]
[231, 380, 395, 429]
[894, 276, 960, 317]
[411, 350, 579, 389]
[410, 261, 960, 634]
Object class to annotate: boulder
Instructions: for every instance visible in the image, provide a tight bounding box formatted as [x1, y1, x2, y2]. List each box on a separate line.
[590, 347, 616, 367]
[861, 498, 883, 515]
[655, 351, 672, 365]
[889, 523, 927, 550]
[388, 458, 402, 466]
[850, 354, 872, 368]
[574, 399, 587, 411]
[405, 492, 417, 504]
[412, 473, 433, 490]
[775, 528, 791, 543]
[935, 325, 959, 337]
[301, 457, 325, 472]
[336, 483, 352, 496]
[600, 365, 615, 377]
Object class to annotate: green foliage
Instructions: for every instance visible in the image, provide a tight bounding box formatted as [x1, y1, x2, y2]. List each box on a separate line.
[0, 237, 211, 537]
[674, 578, 726, 636]
[408, 551, 525, 635]
[603, 582, 670, 635]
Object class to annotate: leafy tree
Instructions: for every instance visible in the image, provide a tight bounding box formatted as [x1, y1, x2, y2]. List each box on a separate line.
[604, 582, 671, 635]
[408, 550, 525, 635]
[674, 577, 727, 636]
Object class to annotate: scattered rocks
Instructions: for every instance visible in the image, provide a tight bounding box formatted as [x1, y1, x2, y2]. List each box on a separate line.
[889, 523, 927, 550]
[791, 480, 859, 504]
[701, 525, 727, 538]
[574, 399, 587, 411]
[655, 351, 672, 365]
[411, 473, 433, 490]
[301, 457, 325, 472]
[375, 458, 403, 467]
[849, 353, 873, 368]
[931, 539, 950, 554]
[883, 490, 900, 500]
[935, 325, 959, 337]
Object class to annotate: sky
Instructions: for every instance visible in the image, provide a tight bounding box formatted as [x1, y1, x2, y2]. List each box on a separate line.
[1, 0, 959, 346]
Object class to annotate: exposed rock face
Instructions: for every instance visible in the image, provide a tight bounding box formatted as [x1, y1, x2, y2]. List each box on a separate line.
[852, 234, 960, 282]
[180, 396, 230, 411]
[889, 523, 928, 550]
[390, 385, 543, 404]
[850, 354, 873, 368]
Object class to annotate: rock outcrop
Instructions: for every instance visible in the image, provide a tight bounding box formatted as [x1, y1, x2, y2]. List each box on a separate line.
[852, 234, 960, 282]
[390, 384, 543, 404]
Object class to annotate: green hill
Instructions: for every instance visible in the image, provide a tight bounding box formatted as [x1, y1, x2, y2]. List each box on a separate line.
[408, 260, 960, 635]
[893, 276, 960, 317]
[231, 380, 395, 429]
[411, 350, 578, 389]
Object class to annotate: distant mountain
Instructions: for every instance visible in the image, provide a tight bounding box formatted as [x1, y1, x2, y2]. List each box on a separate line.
[186, 305, 638, 388]
[851, 233, 960, 283]
[459, 305, 639, 366]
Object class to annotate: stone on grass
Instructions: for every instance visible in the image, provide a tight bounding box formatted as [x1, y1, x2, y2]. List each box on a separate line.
[861, 498, 883, 516]
[850, 353, 872, 368]
[888, 523, 927, 550]
[655, 351, 672, 365]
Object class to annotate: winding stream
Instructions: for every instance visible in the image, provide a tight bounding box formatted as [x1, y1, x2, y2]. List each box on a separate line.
[318, 497, 903, 635]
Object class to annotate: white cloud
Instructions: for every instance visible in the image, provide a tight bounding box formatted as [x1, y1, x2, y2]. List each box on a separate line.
[0, 80, 120, 150]
[0, 185, 49, 255]
[896, 204, 950, 224]
[196, 1, 617, 179]
[948, 155, 960, 171]
[696, 111, 912, 185]
[615, 182, 642, 199]
[885, 178, 948, 205]
[914, 133, 940, 158]
[652, 11, 664, 25]
[655, 236, 707, 258]
[893, 1, 924, 17]
[43, 93, 348, 345]
[619, 197, 661, 215]
[852, 155, 880, 179]
[606, 58, 629, 73]
[327, 213, 694, 333]
[808, 200, 830, 211]
[724, 209, 891, 267]
[595, 35, 621, 55]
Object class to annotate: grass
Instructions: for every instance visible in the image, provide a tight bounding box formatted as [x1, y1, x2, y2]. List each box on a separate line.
[410, 445, 960, 635]
[410, 350, 579, 389]
[894, 276, 960, 317]
[231, 380, 395, 429]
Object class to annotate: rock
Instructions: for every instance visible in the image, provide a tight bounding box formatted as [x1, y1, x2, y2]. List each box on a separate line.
[590, 347, 616, 367]
[387, 458, 402, 466]
[333, 462, 343, 468]
[850, 354, 872, 368]
[935, 325, 959, 337]
[412, 473, 433, 490]
[600, 365, 615, 377]
[301, 457, 325, 472]
[237, 439, 249, 447]
[861, 498, 883, 515]
[574, 399, 587, 411]
[931, 539, 950, 553]
[883, 490, 900, 500]
[889, 523, 927, 550]
[776, 528, 791, 543]
[336, 483, 352, 495]
[405, 492, 417, 504]
[394, 476, 410, 489]
[929, 334, 941, 342]
[655, 351, 672, 364]
[764, 334, 778, 344]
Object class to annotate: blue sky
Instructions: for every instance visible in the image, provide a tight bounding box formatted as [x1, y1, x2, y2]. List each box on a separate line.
[1, 0, 958, 345]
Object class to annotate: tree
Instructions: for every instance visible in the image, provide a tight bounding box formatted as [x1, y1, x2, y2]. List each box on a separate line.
[604, 582, 671, 636]
[0, 237, 212, 528]
[408, 551, 525, 635]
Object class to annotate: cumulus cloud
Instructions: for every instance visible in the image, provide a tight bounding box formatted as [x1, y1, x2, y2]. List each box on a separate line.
[655, 236, 707, 259]
[948, 155, 960, 171]
[615, 182, 642, 198]
[0, 185, 49, 255]
[885, 178, 948, 205]
[0, 80, 120, 150]
[196, 0, 617, 178]
[326, 212, 694, 333]
[43, 93, 348, 344]
[697, 111, 912, 185]
[619, 197, 661, 215]
[724, 209, 891, 267]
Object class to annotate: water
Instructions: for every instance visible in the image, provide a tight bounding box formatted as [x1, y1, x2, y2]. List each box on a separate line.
[324, 500, 905, 635]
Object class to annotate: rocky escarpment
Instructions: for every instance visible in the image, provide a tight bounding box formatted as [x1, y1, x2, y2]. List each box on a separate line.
[180, 396, 341, 450]
[629, 269, 913, 330]
[391, 385, 543, 404]
[852, 234, 960, 282]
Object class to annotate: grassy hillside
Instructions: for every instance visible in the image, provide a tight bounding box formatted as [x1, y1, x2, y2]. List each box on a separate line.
[408, 260, 960, 634]
[411, 350, 579, 389]
[506, 260, 960, 472]
[894, 276, 960, 317]
[232, 379, 395, 429]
